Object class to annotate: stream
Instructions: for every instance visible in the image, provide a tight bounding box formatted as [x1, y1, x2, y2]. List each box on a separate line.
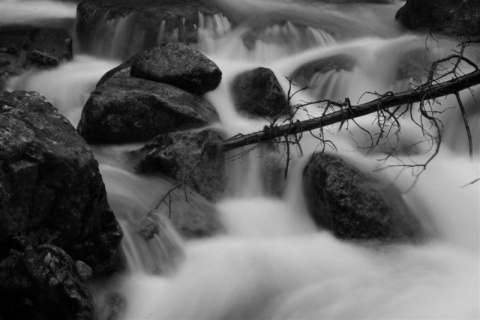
[2, 0, 479, 319]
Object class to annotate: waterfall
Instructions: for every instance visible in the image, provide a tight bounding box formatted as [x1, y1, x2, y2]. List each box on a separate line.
[4, 0, 479, 319]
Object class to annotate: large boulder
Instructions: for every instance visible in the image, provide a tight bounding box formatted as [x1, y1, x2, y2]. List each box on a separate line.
[77, 76, 219, 144]
[396, 0, 480, 36]
[231, 67, 290, 118]
[0, 26, 73, 91]
[0, 245, 93, 320]
[0, 90, 123, 274]
[76, 0, 232, 59]
[302, 153, 424, 242]
[131, 42, 222, 95]
[131, 128, 225, 201]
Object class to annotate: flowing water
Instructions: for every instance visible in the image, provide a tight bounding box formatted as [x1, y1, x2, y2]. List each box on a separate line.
[2, 0, 479, 319]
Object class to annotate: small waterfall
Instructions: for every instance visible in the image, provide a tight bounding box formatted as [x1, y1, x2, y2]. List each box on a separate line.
[78, 10, 234, 60]
[197, 12, 232, 53]
[100, 163, 185, 276]
[6, 55, 118, 126]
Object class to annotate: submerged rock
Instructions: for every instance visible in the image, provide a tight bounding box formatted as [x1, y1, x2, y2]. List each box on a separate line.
[0, 245, 93, 320]
[0, 91, 123, 274]
[78, 76, 219, 144]
[131, 128, 226, 201]
[231, 67, 290, 118]
[131, 42, 222, 95]
[396, 0, 480, 36]
[303, 153, 424, 242]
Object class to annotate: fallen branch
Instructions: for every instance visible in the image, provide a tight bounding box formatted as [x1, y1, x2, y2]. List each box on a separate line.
[214, 65, 480, 152]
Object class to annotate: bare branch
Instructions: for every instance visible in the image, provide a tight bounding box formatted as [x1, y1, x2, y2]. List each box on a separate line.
[214, 66, 480, 152]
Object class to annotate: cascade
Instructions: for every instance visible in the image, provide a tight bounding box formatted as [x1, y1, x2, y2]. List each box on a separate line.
[2, 0, 479, 319]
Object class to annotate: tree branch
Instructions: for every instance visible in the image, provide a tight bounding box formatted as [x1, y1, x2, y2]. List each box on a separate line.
[214, 66, 480, 152]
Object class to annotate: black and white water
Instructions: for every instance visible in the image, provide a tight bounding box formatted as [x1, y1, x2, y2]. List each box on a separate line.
[2, 0, 479, 319]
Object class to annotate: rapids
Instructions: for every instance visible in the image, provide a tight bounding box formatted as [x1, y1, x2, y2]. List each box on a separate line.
[2, 0, 479, 319]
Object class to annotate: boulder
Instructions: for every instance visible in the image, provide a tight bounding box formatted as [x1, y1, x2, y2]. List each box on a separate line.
[302, 153, 424, 242]
[231, 67, 290, 118]
[131, 128, 225, 201]
[131, 42, 222, 95]
[77, 76, 219, 144]
[0, 26, 73, 90]
[76, 0, 232, 59]
[0, 90, 123, 274]
[396, 0, 480, 36]
[0, 245, 93, 320]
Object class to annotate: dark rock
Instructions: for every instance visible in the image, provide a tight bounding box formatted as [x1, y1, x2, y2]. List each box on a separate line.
[302, 153, 424, 242]
[77, 76, 219, 144]
[131, 43, 222, 95]
[0, 91, 123, 274]
[396, 0, 480, 36]
[0, 245, 93, 320]
[231, 67, 290, 118]
[75, 261, 92, 282]
[76, 0, 232, 59]
[0, 52, 24, 92]
[0, 26, 72, 65]
[131, 128, 225, 201]
[0, 26, 72, 91]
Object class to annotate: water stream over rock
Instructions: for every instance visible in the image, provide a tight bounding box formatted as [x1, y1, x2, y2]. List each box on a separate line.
[2, 0, 479, 319]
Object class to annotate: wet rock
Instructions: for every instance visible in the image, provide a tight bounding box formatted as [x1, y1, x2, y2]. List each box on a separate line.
[396, 0, 480, 36]
[0, 90, 123, 274]
[302, 153, 424, 242]
[138, 216, 160, 240]
[0, 245, 93, 320]
[76, 0, 232, 59]
[77, 76, 219, 144]
[0, 26, 72, 90]
[131, 43, 222, 95]
[75, 260, 92, 282]
[131, 128, 226, 201]
[231, 67, 290, 118]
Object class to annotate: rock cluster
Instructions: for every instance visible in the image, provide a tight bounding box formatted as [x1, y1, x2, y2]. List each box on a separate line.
[77, 43, 221, 144]
[0, 27, 72, 91]
[0, 91, 123, 319]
